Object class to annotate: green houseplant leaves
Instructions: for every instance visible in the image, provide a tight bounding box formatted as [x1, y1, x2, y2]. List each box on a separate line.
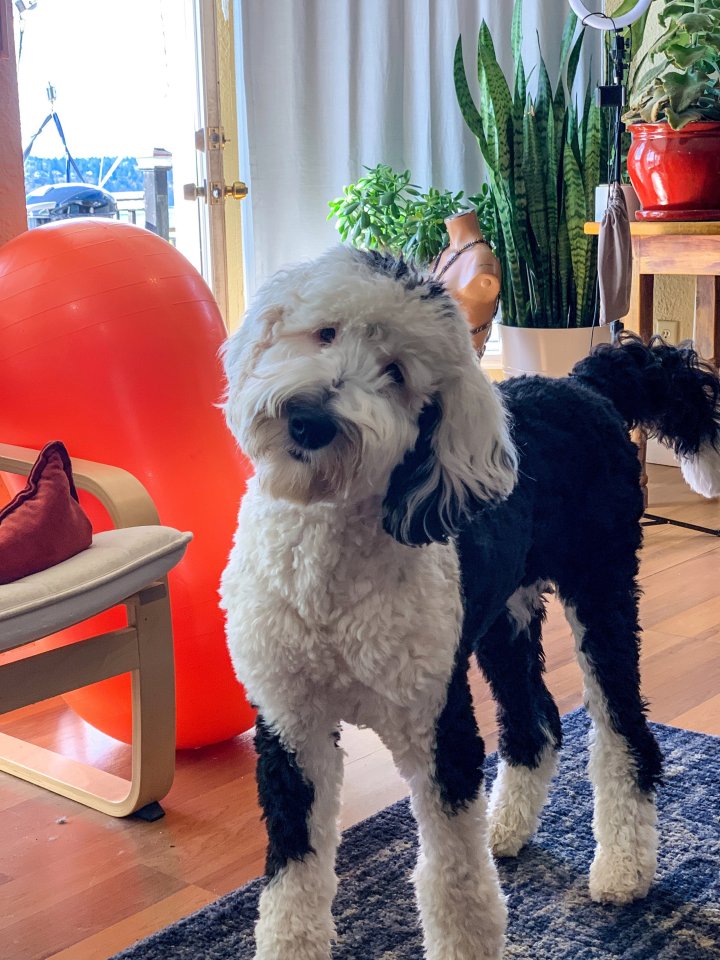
[328, 164, 496, 265]
[454, 0, 607, 327]
[623, 0, 720, 130]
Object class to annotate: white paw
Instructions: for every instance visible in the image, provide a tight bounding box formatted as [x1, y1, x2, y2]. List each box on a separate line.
[489, 808, 532, 858]
[475, 933, 506, 960]
[422, 911, 506, 960]
[255, 934, 331, 960]
[589, 847, 655, 904]
[487, 751, 558, 858]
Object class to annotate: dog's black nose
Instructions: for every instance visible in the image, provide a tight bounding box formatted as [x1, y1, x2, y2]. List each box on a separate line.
[288, 404, 338, 450]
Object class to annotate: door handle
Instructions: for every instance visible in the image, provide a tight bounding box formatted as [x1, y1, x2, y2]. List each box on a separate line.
[183, 181, 248, 203]
[225, 181, 248, 200]
[183, 182, 206, 201]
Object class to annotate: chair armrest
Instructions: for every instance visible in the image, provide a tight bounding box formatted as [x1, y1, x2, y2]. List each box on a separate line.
[0, 443, 160, 528]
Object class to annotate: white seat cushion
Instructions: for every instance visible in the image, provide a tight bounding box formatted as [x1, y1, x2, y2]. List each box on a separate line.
[0, 526, 192, 651]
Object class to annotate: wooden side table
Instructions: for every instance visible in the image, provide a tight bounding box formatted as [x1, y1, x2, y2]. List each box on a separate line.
[585, 221, 720, 535]
[584, 221, 720, 363]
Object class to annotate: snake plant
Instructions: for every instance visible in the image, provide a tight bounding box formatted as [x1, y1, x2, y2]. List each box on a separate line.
[454, 0, 608, 327]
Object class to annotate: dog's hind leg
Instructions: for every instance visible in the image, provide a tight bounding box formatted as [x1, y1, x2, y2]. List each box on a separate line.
[563, 590, 662, 905]
[252, 715, 344, 960]
[379, 657, 507, 960]
[473, 584, 562, 858]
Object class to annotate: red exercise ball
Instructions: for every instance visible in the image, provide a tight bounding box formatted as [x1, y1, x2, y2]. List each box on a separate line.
[0, 218, 255, 748]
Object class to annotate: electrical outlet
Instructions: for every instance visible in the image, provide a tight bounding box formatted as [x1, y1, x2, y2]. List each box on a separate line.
[654, 320, 680, 344]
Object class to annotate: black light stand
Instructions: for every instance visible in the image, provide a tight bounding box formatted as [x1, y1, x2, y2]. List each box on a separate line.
[594, 26, 719, 538]
[596, 25, 628, 344]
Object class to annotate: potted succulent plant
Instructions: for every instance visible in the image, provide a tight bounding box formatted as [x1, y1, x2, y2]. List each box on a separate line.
[454, 0, 613, 376]
[623, 0, 720, 220]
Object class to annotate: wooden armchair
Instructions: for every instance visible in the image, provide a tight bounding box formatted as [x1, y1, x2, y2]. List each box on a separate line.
[0, 444, 191, 818]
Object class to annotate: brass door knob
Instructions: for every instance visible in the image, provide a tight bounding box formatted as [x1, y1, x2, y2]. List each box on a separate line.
[183, 181, 247, 202]
[225, 181, 248, 200]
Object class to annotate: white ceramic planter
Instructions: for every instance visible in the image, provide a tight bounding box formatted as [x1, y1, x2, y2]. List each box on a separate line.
[499, 325, 612, 379]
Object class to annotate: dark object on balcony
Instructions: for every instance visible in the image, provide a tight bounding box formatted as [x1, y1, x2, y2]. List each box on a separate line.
[138, 148, 172, 241]
[25, 182, 118, 228]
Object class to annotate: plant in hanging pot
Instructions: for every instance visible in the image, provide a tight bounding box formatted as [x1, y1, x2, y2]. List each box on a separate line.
[454, 0, 612, 376]
[623, 0, 720, 220]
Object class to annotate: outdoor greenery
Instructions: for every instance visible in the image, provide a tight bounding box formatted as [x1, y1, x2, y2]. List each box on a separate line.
[623, 0, 720, 130]
[327, 164, 496, 265]
[454, 0, 608, 328]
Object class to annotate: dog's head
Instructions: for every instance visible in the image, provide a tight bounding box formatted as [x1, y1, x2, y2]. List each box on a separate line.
[222, 247, 517, 544]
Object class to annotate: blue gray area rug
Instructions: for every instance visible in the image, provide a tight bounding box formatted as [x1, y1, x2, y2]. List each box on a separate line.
[114, 710, 720, 959]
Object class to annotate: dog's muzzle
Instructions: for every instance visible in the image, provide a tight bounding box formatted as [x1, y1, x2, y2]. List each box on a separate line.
[287, 401, 338, 451]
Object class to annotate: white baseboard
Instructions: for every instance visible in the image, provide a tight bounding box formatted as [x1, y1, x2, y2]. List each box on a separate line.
[647, 437, 678, 467]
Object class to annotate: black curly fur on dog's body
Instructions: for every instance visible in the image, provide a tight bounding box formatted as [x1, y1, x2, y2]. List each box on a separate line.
[459, 372, 658, 798]
[254, 715, 316, 877]
[385, 335, 720, 810]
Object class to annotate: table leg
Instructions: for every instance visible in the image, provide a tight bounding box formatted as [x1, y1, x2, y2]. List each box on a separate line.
[694, 275, 720, 367]
[632, 427, 648, 509]
[638, 274, 655, 345]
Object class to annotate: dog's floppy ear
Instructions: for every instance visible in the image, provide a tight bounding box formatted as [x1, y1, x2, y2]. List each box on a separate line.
[383, 370, 517, 546]
[222, 304, 282, 393]
[220, 274, 288, 441]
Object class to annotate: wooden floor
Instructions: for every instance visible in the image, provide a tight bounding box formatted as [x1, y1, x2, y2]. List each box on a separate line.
[1, 464, 719, 960]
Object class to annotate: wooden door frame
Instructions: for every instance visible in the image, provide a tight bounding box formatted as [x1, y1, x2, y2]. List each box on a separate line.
[0, 0, 29, 246]
[192, 0, 245, 328]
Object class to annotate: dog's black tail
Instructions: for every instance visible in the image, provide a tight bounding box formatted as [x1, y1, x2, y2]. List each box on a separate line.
[571, 333, 720, 498]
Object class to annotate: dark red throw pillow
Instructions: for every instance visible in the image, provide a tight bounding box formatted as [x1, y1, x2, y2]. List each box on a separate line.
[0, 441, 93, 584]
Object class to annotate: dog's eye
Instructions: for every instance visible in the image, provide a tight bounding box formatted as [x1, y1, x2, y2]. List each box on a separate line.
[317, 327, 336, 345]
[384, 362, 404, 385]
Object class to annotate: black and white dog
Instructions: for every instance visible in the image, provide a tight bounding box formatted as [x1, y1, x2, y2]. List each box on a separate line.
[220, 247, 720, 960]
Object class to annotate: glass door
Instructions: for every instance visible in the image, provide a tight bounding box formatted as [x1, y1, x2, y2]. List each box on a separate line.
[14, 0, 245, 324]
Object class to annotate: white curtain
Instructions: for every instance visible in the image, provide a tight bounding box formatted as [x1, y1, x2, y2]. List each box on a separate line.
[234, 0, 599, 296]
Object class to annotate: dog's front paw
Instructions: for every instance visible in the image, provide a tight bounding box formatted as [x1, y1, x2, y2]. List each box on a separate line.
[589, 847, 655, 904]
[254, 889, 334, 960]
[254, 930, 332, 960]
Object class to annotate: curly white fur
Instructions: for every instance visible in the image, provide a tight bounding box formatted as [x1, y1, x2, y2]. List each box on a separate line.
[680, 441, 720, 498]
[488, 744, 559, 858]
[221, 247, 517, 525]
[565, 605, 658, 904]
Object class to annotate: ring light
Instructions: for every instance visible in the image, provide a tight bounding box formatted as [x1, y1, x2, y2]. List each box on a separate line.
[567, 0, 653, 30]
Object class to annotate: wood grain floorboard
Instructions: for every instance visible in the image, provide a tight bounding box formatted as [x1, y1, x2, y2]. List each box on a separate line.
[0, 464, 717, 960]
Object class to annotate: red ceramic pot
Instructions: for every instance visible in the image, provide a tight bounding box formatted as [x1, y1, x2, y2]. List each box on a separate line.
[627, 121, 720, 221]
